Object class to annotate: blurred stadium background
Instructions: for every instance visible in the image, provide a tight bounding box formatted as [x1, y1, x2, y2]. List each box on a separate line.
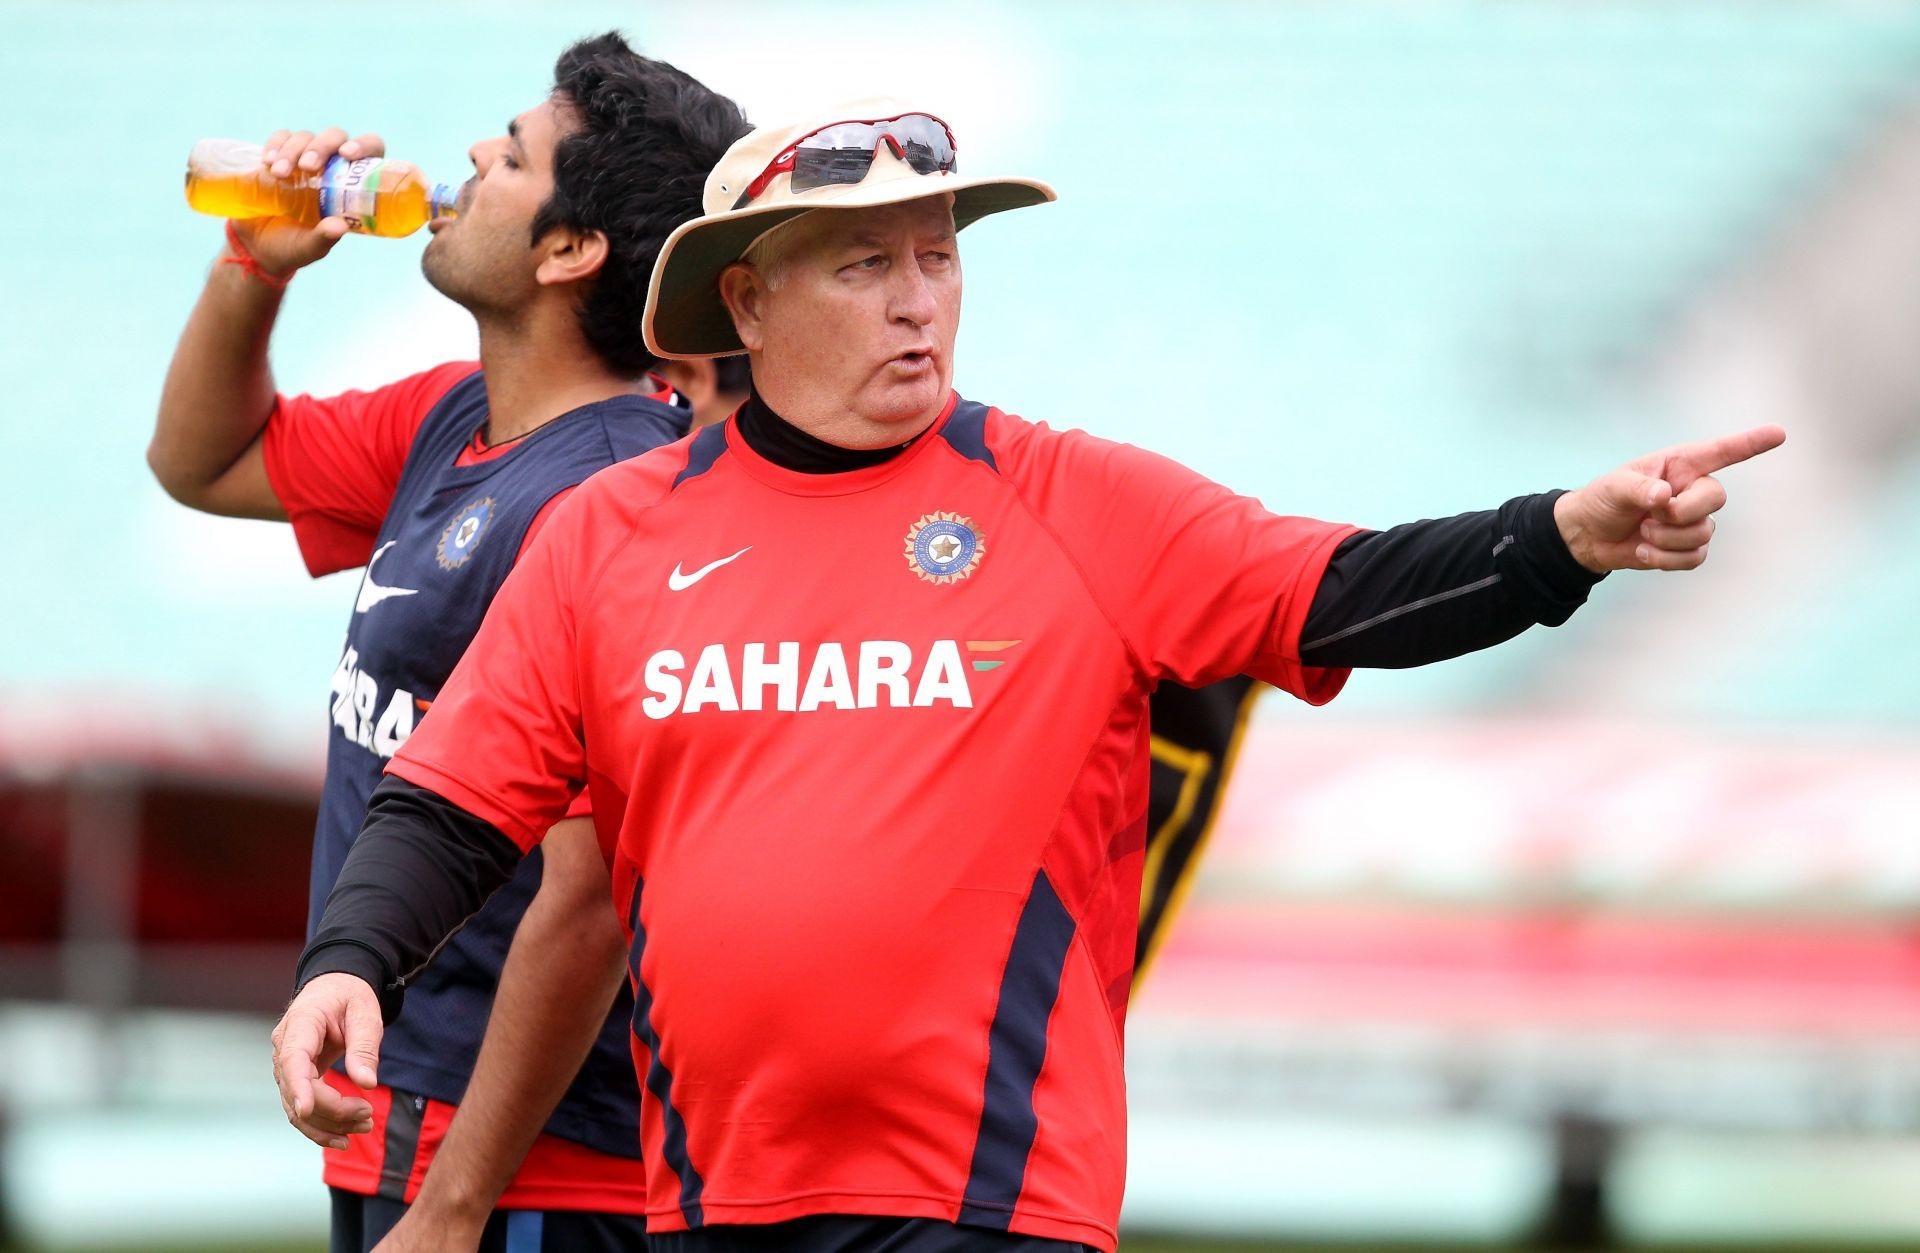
[3, 0, 1918, 1248]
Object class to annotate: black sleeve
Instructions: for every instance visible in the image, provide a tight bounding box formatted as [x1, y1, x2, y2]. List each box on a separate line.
[1299, 490, 1605, 669]
[294, 774, 524, 1024]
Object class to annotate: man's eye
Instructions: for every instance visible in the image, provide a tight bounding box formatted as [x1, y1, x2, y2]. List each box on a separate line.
[501, 154, 518, 169]
[849, 255, 883, 271]
[923, 251, 952, 265]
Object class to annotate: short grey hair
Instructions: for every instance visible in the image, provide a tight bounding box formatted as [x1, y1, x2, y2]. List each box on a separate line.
[739, 214, 811, 291]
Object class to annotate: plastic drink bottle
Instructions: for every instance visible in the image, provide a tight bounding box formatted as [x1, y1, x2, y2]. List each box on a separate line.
[184, 138, 457, 238]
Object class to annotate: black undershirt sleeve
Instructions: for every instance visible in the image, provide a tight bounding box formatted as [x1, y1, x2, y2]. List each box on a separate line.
[1299, 490, 1605, 670]
[295, 775, 524, 1024]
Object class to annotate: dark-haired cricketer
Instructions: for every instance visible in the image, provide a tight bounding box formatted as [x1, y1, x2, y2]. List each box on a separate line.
[148, 34, 746, 1253]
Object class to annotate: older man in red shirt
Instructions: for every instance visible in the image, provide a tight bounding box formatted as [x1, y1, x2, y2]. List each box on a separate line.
[274, 101, 1782, 1252]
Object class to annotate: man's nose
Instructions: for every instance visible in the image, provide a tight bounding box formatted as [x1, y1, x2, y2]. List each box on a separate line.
[468, 137, 498, 173]
[889, 259, 939, 328]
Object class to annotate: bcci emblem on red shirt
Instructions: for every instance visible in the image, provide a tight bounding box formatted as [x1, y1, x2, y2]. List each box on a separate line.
[437, 497, 496, 571]
[904, 512, 985, 584]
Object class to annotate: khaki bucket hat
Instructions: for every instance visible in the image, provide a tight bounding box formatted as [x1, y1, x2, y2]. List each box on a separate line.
[642, 99, 1056, 360]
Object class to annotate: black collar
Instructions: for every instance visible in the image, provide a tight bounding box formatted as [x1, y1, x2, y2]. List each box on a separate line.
[736, 391, 914, 474]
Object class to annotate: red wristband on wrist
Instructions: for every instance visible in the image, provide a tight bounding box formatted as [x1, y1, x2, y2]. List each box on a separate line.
[220, 220, 293, 291]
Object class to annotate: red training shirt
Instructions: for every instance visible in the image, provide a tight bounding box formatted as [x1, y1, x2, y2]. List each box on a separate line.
[387, 394, 1356, 1248]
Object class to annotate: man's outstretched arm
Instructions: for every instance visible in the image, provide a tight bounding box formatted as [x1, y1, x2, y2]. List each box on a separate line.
[371, 818, 631, 1253]
[1293, 425, 1788, 670]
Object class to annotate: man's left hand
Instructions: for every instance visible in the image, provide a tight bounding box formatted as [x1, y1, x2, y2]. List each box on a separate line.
[1553, 424, 1786, 574]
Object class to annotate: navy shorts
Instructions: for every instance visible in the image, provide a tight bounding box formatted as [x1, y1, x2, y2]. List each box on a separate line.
[646, 1215, 1092, 1252]
[328, 1187, 650, 1253]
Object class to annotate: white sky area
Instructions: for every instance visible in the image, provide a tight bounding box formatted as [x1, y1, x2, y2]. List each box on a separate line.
[633, 6, 1060, 172]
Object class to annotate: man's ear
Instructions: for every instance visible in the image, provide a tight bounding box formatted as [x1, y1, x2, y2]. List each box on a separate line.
[535, 227, 610, 287]
[658, 359, 718, 410]
[717, 262, 766, 354]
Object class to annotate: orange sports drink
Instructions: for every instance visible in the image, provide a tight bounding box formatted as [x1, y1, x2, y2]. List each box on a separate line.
[185, 138, 457, 238]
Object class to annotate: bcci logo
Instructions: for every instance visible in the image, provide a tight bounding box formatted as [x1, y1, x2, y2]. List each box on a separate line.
[437, 497, 496, 571]
[904, 512, 985, 584]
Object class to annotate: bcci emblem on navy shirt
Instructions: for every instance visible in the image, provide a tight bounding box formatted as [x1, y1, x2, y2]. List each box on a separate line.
[437, 496, 496, 570]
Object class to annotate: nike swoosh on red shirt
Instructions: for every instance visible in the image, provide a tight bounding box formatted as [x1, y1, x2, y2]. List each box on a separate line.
[667, 545, 752, 591]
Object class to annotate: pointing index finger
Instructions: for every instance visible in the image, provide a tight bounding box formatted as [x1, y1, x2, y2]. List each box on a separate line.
[1678, 424, 1786, 476]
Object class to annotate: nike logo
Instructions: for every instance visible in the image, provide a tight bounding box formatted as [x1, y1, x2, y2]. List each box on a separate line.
[668, 545, 752, 591]
[356, 542, 421, 613]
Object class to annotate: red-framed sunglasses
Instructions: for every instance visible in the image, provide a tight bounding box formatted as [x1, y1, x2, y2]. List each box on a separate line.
[731, 113, 958, 211]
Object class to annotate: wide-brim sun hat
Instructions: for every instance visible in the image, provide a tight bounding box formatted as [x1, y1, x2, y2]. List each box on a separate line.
[642, 99, 1056, 359]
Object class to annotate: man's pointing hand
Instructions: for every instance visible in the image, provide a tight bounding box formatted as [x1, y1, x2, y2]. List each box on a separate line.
[1553, 424, 1787, 574]
[270, 971, 383, 1150]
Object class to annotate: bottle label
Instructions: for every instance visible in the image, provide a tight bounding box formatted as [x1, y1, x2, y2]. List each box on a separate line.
[317, 155, 385, 234]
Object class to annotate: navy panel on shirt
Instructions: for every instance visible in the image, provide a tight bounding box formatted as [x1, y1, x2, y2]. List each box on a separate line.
[310, 372, 692, 1158]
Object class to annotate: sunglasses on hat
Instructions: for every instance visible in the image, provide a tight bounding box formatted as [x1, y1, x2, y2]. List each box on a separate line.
[731, 113, 958, 211]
